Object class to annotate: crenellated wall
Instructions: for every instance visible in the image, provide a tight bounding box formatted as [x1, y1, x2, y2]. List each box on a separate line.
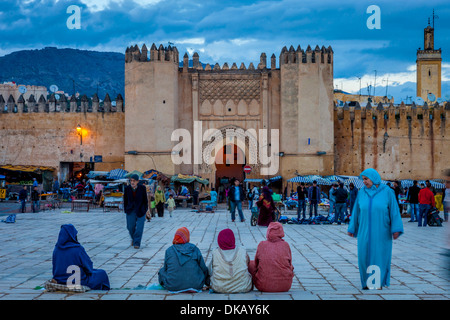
[334, 101, 450, 180]
[124, 42, 335, 182]
[0, 93, 125, 176]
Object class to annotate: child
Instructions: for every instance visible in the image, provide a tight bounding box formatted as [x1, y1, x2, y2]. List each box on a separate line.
[167, 194, 176, 218]
[149, 195, 156, 220]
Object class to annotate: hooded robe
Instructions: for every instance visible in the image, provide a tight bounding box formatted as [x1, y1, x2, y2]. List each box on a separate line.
[347, 168, 404, 289]
[158, 243, 209, 291]
[248, 222, 294, 292]
[52, 224, 110, 290]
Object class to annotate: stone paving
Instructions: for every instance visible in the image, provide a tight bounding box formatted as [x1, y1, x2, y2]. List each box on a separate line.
[0, 204, 449, 300]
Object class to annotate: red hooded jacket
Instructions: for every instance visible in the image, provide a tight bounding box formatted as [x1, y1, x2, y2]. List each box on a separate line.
[248, 222, 294, 292]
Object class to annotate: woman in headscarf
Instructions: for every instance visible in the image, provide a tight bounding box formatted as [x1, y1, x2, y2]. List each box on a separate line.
[155, 185, 166, 217]
[52, 224, 110, 290]
[158, 227, 209, 292]
[248, 222, 294, 292]
[256, 186, 276, 226]
[208, 229, 252, 293]
[347, 168, 404, 290]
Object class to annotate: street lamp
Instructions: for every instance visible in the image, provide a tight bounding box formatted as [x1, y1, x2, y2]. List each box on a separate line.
[76, 124, 82, 145]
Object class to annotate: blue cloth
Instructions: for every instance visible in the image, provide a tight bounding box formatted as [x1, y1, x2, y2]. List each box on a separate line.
[210, 190, 218, 203]
[52, 224, 110, 290]
[349, 187, 358, 214]
[158, 243, 209, 291]
[348, 169, 404, 289]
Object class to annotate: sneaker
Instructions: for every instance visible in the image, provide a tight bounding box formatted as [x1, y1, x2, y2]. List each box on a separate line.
[134, 245, 140, 249]
[232, 220, 235, 222]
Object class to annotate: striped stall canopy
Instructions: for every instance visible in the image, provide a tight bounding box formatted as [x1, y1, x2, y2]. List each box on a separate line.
[324, 175, 345, 184]
[288, 176, 314, 183]
[401, 180, 415, 188]
[107, 169, 128, 180]
[306, 175, 332, 186]
[344, 177, 365, 189]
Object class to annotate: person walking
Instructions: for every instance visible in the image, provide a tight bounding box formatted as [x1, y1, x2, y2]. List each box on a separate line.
[228, 178, 245, 222]
[167, 194, 176, 218]
[155, 185, 166, 218]
[256, 186, 276, 226]
[349, 182, 358, 215]
[334, 183, 348, 224]
[123, 174, 148, 249]
[347, 168, 403, 290]
[18, 186, 28, 213]
[418, 182, 436, 227]
[407, 180, 420, 222]
[296, 183, 307, 220]
[307, 181, 321, 218]
[31, 186, 40, 213]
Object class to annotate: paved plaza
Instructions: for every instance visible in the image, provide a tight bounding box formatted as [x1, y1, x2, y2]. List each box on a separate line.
[0, 204, 449, 301]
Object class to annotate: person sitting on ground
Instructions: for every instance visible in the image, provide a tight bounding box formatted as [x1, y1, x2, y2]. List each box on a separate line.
[248, 222, 294, 292]
[158, 227, 210, 292]
[208, 229, 252, 293]
[52, 224, 110, 290]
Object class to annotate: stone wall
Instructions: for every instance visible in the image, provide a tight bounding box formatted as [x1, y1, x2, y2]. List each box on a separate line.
[334, 101, 450, 180]
[0, 93, 125, 176]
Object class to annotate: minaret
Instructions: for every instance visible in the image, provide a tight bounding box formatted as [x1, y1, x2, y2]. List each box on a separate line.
[416, 17, 442, 102]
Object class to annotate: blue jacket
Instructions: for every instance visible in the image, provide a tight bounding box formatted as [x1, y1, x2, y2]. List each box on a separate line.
[307, 186, 321, 202]
[158, 243, 209, 291]
[123, 184, 148, 217]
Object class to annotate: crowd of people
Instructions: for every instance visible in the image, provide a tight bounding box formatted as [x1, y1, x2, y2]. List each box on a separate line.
[46, 168, 450, 293]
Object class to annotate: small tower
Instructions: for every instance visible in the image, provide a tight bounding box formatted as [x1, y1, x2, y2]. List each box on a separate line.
[416, 18, 442, 102]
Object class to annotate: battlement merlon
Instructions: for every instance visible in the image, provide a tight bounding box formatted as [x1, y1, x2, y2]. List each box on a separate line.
[125, 43, 179, 64]
[279, 44, 333, 65]
[0, 93, 124, 114]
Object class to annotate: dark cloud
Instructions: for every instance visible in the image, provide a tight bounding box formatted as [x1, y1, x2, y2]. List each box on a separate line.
[0, 0, 448, 80]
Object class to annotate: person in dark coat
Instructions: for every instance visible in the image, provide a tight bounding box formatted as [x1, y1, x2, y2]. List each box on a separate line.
[307, 181, 321, 218]
[349, 183, 358, 215]
[52, 224, 110, 290]
[123, 174, 148, 249]
[334, 183, 349, 224]
[158, 227, 209, 292]
[18, 186, 28, 213]
[296, 183, 308, 220]
[407, 181, 420, 222]
[31, 186, 40, 213]
[256, 186, 276, 226]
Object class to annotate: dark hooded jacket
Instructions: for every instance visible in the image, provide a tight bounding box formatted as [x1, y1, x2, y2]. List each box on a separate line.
[158, 243, 209, 291]
[52, 224, 110, 290]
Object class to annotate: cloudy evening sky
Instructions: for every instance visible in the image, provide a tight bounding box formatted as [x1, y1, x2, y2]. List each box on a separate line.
[1, 0, 449, 102]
